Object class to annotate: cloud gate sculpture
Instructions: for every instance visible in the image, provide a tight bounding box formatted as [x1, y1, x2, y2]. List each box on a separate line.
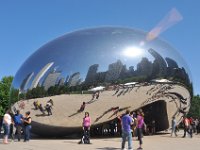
[10, 27, 192, 137]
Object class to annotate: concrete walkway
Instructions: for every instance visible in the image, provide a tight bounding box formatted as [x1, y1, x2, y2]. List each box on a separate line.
[0, 132, 200, 150]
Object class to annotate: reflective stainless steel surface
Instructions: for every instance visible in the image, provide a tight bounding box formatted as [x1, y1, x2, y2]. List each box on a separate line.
[10, 27, 193, 136]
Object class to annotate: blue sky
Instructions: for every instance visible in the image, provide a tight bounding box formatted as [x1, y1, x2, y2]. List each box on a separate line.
[0, 0, 199, 95]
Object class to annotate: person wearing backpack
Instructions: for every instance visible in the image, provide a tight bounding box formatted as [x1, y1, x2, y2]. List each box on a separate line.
[13, 110, 23, 141]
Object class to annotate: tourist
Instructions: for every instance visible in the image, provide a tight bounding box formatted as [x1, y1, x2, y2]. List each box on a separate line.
[13, 110, 23, 141]
[81, 112, 91, 144]
[0, 116, 3, 137]
[171, 116, 177, 137]
[121, 109, 133, 150]
[131, 112, 137, 138]
[2, 110, 12, 144]
[137, 109, 144, 150]
[182, 116, 192, 138]
[22, 111, 32, 142]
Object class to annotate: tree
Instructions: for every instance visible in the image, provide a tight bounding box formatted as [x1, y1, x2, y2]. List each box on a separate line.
[0, 76, 13, 116]
[188, 95, 200, 118]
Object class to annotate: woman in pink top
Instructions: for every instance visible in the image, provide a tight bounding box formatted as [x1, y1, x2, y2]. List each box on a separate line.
[137, 109, 144, 150]
[82, 112, 91, 144]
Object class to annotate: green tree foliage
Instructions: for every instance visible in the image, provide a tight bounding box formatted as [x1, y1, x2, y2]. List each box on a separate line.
[0, 76, 13, 116]
[188, 95, 200, 118]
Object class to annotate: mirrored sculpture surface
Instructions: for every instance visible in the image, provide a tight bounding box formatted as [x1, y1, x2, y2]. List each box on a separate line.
[10, 27, 192, 136]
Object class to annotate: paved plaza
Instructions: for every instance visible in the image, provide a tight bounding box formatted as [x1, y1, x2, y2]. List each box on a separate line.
[0, 131, 200, 150]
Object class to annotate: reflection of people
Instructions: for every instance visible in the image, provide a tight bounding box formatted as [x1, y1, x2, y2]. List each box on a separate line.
[79, 102, 86, 112]
[48, 99, 54, 106]
[46, 103, 52, 116]
[2, 110, 12, 144]
[121, 110, 133, 150]
[81, 112, 91, 144]
[22, 111, 32, 142]
[152, 120, 156, 135]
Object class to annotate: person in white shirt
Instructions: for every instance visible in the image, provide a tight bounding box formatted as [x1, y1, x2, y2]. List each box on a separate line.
[2, 110, 12, 144]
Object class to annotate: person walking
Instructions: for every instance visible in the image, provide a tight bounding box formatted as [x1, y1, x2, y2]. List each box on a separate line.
[2, 110, 12, 144]
[182, 116, 192, 138]
[81, 112, 91, 144]
[13, 110, 23, 141]
[171, 116, 177, 137]
[136, 109, 144, 150]
[22, 111, 32, 142]
[121, 109, 133, 150]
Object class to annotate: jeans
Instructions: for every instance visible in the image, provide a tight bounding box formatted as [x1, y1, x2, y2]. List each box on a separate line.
[3, 124, 10, 136]
[15, 125, 23, 141]
[171, 126, 177, 136]
[24, 125, 31, 141]
[121, 131, 132, 149]
[137, 128, 143, 145]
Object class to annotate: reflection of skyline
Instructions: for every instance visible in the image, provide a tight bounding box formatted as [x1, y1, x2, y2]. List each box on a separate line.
[20, 48, 190, 91]
[20, 72, 34, 93]
[84, 48, 190, 85]
[67, 72, 81, 87]
[42, 70, 61, 90]
[30, 62, 54, 89]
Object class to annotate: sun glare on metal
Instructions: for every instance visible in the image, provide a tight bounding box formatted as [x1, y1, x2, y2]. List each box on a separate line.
[123, 47, 144, 57]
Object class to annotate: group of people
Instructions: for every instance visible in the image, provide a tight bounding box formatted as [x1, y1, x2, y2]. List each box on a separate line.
[171, 116, 200, 138]
[0, 110, 32, 144]
[33, 99, 54, 116]
[120, 109, 144, 150]
[79, 108, 145, 150]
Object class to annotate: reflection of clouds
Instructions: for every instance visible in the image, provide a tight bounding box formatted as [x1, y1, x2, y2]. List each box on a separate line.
[111, 31, 122, 35]
[12, 27, 192, 97]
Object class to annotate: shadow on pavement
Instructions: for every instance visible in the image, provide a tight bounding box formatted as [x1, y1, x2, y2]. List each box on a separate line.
[96, 147, 120, 150]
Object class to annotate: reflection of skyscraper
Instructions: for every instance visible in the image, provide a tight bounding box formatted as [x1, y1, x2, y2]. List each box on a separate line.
[58, 77, 65, 86]
[136, 57, 153, 76]
[20, 72, 34, 92]
[85, 64, 99, 84]
[30, 62, 54, 89]
[64, 75, 69, 85]
[105, 60, 123, 82]
[43, 70, 61, 90]
[165, 57, 178, 68]
[68, 72, 81, 86]
[148, 48, 167, 77]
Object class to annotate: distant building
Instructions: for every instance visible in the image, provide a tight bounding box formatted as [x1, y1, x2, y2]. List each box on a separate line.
[43, 70, 61, 90]
[105, 60, 123, 82]
[30, 62, 54, 89]
[64, 75, 69, 85]
[136, 57, 153, 77]
[165, 57, 179, 68]
[20, 72, 34, 93]
[148, 48, 167, 78]
[58, 77, 65, 86]
[85, 64, 99, 84]
[68, 72, 81, 86]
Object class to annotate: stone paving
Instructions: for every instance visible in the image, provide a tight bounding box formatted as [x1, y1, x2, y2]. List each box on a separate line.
[0, 131, 200, 150]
